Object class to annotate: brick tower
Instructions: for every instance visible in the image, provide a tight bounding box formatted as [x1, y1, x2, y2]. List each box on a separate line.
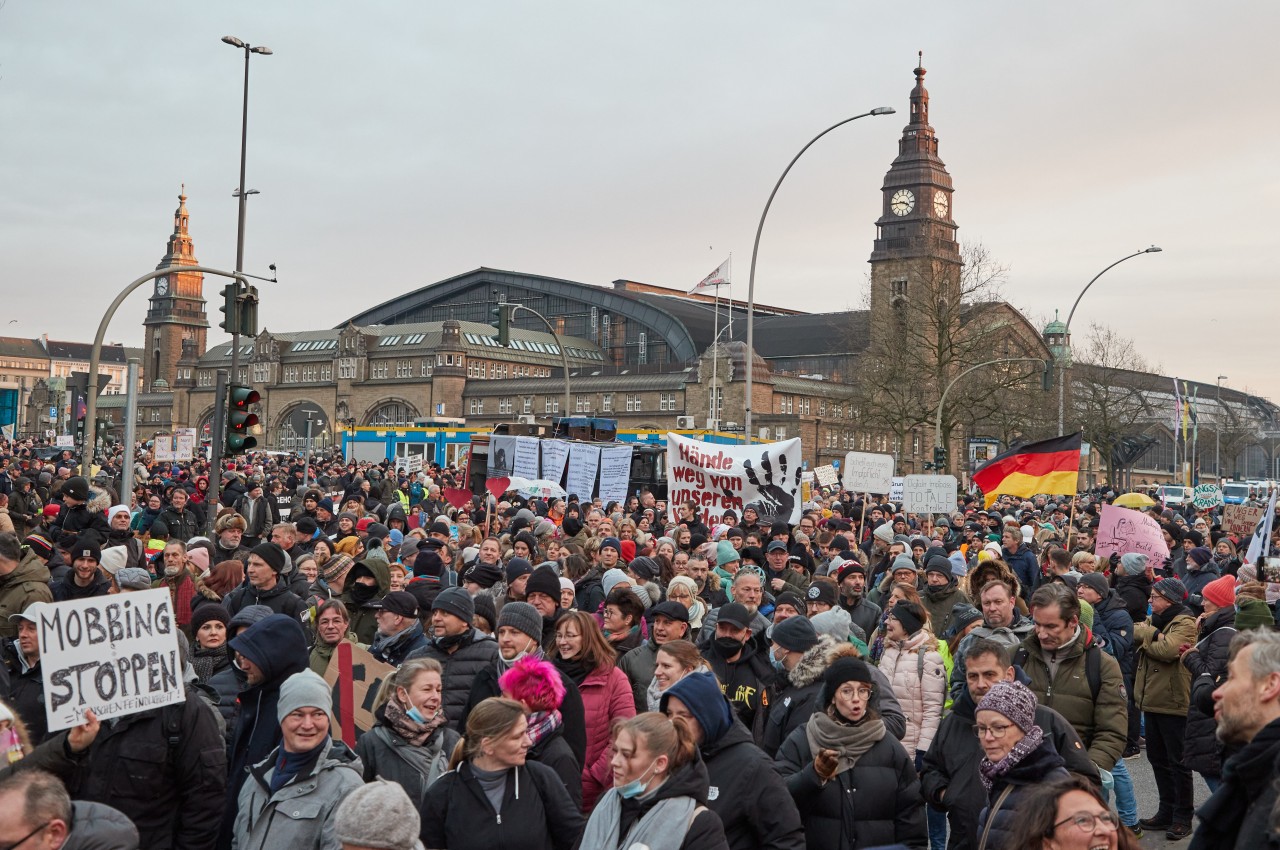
[143, 186, 208, 391]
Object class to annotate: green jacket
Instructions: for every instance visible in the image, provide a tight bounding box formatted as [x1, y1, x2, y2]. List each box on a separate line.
[1133, 610, 1197, 716]
[0, 549, 53, 640]
[1019, 627, 1127, 771]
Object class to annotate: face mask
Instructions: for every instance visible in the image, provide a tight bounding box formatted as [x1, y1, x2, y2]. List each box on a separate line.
[617, 759, 660, 798]
[712, 636, 744, 659]
[350, 582, 378, 603]
[401, 691, 438, 725]
[435, 631, 467, 651]
[769, 647, 787, 672]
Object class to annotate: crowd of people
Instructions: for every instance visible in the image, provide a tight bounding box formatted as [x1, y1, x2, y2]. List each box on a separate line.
[1, 433, 1279, 849]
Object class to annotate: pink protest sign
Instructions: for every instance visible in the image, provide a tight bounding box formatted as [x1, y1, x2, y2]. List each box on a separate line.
[1095, 504, 1171, 564]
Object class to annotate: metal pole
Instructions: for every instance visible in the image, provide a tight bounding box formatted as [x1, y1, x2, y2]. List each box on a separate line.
[81, 266, 250, 479]
[506, 303, 571, 419]
[231, 45, 251, 384]
[1216, 376, 1226, 482]
[302, 413, 314, 489]
[120, 358, 140, 501]
[744, 108, 894, 445]
[1057, 247, 1162, 433]
[935, 357, 1049, 474]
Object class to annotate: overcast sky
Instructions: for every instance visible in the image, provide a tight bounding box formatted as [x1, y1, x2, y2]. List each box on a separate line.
[2, 2, 1276, 404]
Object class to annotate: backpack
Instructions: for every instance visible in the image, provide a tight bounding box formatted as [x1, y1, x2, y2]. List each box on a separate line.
[1013, 643, 1102, 703]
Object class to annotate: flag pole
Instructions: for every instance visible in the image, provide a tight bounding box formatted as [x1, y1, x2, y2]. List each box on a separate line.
[710, 282, 720, 429]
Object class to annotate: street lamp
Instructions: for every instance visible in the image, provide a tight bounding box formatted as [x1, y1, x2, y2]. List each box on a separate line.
[222, 35, 272, 383]
[1057, 246, 1162, 433]
[1216, 375, 1228, 482]
[743, 106, 895, 444]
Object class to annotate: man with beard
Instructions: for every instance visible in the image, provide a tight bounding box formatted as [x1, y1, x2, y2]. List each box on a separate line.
[697, 571, 770, 650]
[834, 559, 881, 639]
[701, 602, 774, 740]
[154, 539, 198, 637]
[949, 578, 1035, 700]
[405, 588, 498, 726]
[104, 505, 146, 569]
[213, 513, 250, 564]
[51, 539, 111, 601]
[919, 553, 969, 639]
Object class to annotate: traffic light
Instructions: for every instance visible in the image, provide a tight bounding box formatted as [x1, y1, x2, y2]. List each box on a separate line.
[226, 384, 260, 454]
[218, 283, 240, 333]
[238, 285, 259, 337]
[933, 446, 947, 469]
[1041, 360, 1054, 391]
[489, 304, 511, 347]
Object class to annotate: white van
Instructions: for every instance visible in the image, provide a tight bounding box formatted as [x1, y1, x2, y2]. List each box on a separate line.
[1155, 485, 1192, 506]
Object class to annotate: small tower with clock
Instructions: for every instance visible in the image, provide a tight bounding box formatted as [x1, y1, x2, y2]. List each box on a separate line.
[143, 186, 208, 392]
[868, 55, 962, 331]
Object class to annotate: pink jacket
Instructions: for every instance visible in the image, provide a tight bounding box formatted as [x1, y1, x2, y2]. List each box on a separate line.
[877, 630, 946, 754]
[578, 663, 636, 811]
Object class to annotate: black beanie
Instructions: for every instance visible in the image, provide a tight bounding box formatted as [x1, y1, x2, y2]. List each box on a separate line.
[251, 542, 287, 574]
[820, 657, 875, 708]
[890, 600, 926, 636]
[525, 565, 562, 602]
[190, 604, 231, 635]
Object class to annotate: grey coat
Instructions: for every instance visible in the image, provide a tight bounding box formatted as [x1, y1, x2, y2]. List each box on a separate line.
[64, 801, 140, 850]
[232, 738, 365, 850]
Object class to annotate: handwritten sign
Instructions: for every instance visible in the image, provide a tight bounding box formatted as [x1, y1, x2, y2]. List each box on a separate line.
[566, 443, 602, 499]
[1095, 503, 1171, 563]
[812, 465, 839, 488]
[540, 440, 571, 484]
[324, 641, 397, 746]
[901, 475, 958, 515]
[1224, 504, 1265, 537]
[38, 590, 185, 732]
[842, 452, 896, 494]
[889, 477, 905, 504]
[598, 445, 633, 504]
[1192, 484, 1223, 510]
[665, 433, 803, 526]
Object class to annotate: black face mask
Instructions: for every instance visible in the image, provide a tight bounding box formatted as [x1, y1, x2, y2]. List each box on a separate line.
[350, 582, 378, 603]
[434, 631, 468, 651]
[712, 636, 744, 659]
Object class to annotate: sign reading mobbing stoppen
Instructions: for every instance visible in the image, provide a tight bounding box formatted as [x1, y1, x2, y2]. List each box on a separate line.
[38, 589, 185, 732]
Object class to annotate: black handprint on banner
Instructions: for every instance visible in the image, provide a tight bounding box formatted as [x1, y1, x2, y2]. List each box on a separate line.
[742, 448, 802, 524]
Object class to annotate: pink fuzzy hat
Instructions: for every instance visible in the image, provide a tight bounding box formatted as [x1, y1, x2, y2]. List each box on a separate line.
[498, 655, 566, 712]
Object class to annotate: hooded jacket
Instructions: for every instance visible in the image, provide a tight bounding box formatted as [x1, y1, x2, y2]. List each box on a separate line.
[1091, 589, 1136, 678]
[1114, 572, 1153, 624]
[422, 758, 584, 850]
[340, 560, 390, 644]
[233, 737, 364, 850]
[948, 612, 1035, 701]
[1182, 605, 1236, 777]
[0, 548, 52, 639]
[877, 630, 946, 755]
[405, 628, 499, 727]
[703, 638, 775, 739]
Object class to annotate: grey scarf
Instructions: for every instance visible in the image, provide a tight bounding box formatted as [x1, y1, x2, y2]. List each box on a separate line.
[805, 709, 886, 775]
[580, 785, 698, 850]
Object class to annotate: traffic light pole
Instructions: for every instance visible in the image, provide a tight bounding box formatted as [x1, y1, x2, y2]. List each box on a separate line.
[932, 357, 1050, 474]
[80, 265, 251, 479]
[498, 302, 571, 419]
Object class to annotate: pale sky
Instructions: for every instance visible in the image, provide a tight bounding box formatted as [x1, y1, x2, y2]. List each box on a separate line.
[2, 2, 1276, 404]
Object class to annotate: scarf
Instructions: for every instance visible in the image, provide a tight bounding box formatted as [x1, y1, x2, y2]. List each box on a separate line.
[552, 655, 592, 686]
[270, 736, 327, 794]
[805, 709, 886, 775]
[646, 675, 666, 712]
[191, 644, 230, 684]
[1190, 717, 1280, 849]
[383, 695, 447, 746]
[525, 709, 563, 749]
[869, 608, 891, 665]
[579, 785, 698, 850]
[160, 571, 196, 627]
[979, 724, 1045, 791]
[1152, 601, 1189, 631]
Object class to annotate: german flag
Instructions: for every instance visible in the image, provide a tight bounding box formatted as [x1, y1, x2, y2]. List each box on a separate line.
[972, 433, 1082, 507]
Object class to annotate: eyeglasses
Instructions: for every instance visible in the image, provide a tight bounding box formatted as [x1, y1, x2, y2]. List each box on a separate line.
[972, 722, 1014, 739]
[0, 821, 50, 850]
[836, 685, 873, 700]
[1053, 810, 1120, 833]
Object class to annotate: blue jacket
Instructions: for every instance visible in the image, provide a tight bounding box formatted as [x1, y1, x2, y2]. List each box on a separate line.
[1002, 545, 1040, 604]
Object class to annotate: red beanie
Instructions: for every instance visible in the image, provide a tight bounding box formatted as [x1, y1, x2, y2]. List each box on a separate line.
[1202, 574, 1237, 610]
[620, 539, 636, 563]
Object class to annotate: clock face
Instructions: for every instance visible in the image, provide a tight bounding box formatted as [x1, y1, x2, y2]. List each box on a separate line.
[890, 189, 915, 216]
[933, 191, 949, 218]
[155, 276, 169, 296]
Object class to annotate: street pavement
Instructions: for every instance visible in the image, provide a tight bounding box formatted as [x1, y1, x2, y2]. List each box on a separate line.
[1125, 748, 1211, 849]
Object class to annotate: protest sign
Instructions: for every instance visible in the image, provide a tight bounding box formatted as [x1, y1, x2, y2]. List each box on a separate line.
[55, 435, 74, 448]
[489, 436, 517, 477]
[1192, 484, 1223, 510]
[597, 445, 633, 504]
[666, 433, 803, 526]
[901, 475, 958, 514]
[1095, 503, 1171, 563]
[566, 443, 601, 499]
[513, 436, 541, 480]
[38, 590, 185, 732]
[540, 439, 571, 484]
[812, 465, 839, 489]
[1223, 504, 1265, 537]
[842, 452, 896, 494]
[889, 477, 904, 503]
[324, 641, 398, 747]
[403, 454, 424, 474]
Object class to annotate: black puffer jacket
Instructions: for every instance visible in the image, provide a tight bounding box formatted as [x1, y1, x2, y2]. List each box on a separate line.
[1092, 590, 1136, 678]
[422, 758, 583, 850]
[154, 506, 200, 543]
[1182, 605, 1236, 777]
[406, 628, 499, 727]
[528, 721, 582, 811]
[1114, 572, 1152, 624]
[702, 719, 805, 850]
[976, 735, 1069, 850]
[223, 580, 306, 620]
[775, 718, 926, 850]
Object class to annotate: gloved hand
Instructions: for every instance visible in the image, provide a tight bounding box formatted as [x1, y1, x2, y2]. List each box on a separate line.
[814, 748, 840, 782]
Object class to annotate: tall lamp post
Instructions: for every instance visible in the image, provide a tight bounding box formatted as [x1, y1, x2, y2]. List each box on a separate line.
[743, 106, 895, 444]
[1057, 246, 1162, 433]
[222, 35, 272, 382]
[1216, 375, 1228, 482]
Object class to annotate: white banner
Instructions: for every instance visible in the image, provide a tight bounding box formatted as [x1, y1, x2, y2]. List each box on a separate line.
[665, 433, 803, 527]
[489, 436, 517, 477]
[540, 439, 571, 484]
[1245, 488, 1278, 566]
[566, 443, 602, 500]
[842, 451, 896, 494]
[902, 475, 959, 514]
[598, 446, 634, 505]
[38, 589, 185, 732]
[513, 436, 541, 480]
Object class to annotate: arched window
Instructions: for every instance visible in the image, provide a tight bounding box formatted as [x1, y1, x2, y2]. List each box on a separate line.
[364, 401, 416, 427]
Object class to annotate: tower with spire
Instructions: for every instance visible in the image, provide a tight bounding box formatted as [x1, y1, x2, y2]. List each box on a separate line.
[142, 186, 208, 391]
[868, 54, 962, 329]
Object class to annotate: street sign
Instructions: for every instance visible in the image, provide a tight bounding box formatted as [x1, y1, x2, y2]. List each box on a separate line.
[842, 451, 896, 494]
[902, 474, 959, 514]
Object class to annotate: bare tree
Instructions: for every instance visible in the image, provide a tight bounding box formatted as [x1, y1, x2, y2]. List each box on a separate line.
[1069, 323, 1152, 484]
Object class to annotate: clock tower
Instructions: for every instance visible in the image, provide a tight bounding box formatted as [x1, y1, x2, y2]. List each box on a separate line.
[869, 55, 962, 327]
[143, 186, 208, 391]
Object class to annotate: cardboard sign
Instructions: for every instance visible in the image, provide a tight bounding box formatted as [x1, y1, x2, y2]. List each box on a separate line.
[812, 465, 840, 488]
[38, 590, 186, 732]
[842, 452, 896, 494]
[901, 475, 958, 515]
[324, 641, 398, 746]
[1192, 484, 1223, 510]
[1095, 503, 1171, 563]
[666, 433, 803, 526]
[1224, 504, 1266, 537]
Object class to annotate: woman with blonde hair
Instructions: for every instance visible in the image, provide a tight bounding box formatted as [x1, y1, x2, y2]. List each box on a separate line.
[645, 638, 711, 712]
[580, 712, 730, 850]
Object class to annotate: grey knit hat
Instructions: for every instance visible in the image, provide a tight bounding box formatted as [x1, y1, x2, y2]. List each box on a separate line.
[497, 601, 542, 643]
[1152, 576, 1187, 604]
[334, 779, 420, 849]
[115, 567, 154, 591]
[976, 680, 1036, 733]
[277, 670, 332, 723]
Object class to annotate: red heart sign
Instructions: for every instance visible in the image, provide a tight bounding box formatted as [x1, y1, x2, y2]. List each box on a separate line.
[485, 477, 512, 499]
[442, 487, 472, 509]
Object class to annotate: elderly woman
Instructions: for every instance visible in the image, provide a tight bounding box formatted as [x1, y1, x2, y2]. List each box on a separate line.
[665, 576, 706, 640]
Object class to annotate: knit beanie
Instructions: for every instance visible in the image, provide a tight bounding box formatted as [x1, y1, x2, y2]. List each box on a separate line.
[251, 542, 287, 574]
[661, 670, 735, 744]
[186, 546, 210, 575]
[190, 603, 231, 635]
[976, 680, 1037, 733]
[115, 567, 154, 591]
[1119, 552, 1149, 575]
[772, 613, 819, 653]
[23, 533, 54, 560]
[924, 555, 954, 580]
[496, 601, 542, 644]
[820, 657, 875, 708]
[600, 537, 622, 554]
[505, 557, 534, 584]
[334, 537, 361, 558]
[1078, 572, 1110, 599]
[602, 568, 629, 597]
[619, 540, 636, 563]
[321, 553, 355, 584]
[773, 591, 806, 616]
[1202, 574, 1237, 610]
[1236, 596, 1276, 631]
[107, 504, 131, 524]
[277, 670, 333, 723]
[889, 600, 925, 636]
[890, 554, 918, 577]
[1188, 547, 1213, 569]
[1152, 577, 1187, 604]
[524, 565, 562, 602]
[98, 546, 129, 576]
[334, 780, 420, 850]
[872, 522, 894, 544]
[432, 586, 474, 625]
[498, 655, 566, 712]
[462, 561, 502, 589]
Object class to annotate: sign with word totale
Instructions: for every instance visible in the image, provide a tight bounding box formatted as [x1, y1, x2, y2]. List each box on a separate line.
[37, 590, 185, 732]
[666, 433, 803, 527]
[842, 452, 896, 494]
[902, 475, 958, 514]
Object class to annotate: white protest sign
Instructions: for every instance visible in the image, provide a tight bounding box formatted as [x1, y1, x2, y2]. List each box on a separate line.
[37, 590, 185, 732]
[812, 465, 839, 488]
[842, 452, 896, 494]
[902, 475, 958, 514]
[565, 443, 601, 499]
[889, 477, 904, 504]
[598, 445, 634, 504]
[540, 439, 571, 484]
[513, 436, 541, 480]
[403, 454, 424, 474]
[56, 435, 74, 448]
[665, 433, 803, 527]
[1192, 484, 1223, 510]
